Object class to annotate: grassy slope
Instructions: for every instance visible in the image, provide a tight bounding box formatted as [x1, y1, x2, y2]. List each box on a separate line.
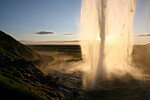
[0, 30, 64, 100]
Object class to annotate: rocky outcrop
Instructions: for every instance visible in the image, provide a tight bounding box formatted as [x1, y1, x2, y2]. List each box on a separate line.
[0, 30, 65, 100]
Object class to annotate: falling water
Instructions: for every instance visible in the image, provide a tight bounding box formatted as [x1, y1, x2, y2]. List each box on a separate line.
[80, 0, 137, 88]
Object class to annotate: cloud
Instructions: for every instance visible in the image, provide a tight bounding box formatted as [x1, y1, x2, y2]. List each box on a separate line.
[34, 31, 76, 36]
[135, 33, 150, 37]
[35, 31, 55, 35]
[61, 33, 75, 36]
[19, 40, 79, 45]
[44, 40, 79, 43]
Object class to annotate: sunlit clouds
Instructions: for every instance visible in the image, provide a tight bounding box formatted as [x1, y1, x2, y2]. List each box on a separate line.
[134, 33, 150, 37]
[61, 33, 75, 36]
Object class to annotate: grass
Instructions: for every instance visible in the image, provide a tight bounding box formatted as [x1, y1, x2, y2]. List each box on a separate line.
[0, 66, 64, 100]
[36, 50, 81, 60]
[0, 73, 42, 100]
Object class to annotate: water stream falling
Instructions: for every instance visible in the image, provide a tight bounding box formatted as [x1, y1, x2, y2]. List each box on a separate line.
[80, 0, 137, 88]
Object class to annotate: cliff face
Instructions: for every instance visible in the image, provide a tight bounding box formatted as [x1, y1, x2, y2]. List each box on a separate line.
[132, 44, 150, 73]
[0, 30, 64, 100]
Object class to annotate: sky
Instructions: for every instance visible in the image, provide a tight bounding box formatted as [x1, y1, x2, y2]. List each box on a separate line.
[133, 0, 150, 44]
[0, 0, 150, 44]
[0, 0, 81, 42]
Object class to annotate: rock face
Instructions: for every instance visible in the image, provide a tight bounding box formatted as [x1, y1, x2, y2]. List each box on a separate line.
[0, 30, 64, 100]
[132, 44, 150, 73]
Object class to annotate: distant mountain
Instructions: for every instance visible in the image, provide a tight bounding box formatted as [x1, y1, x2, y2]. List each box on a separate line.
[0, 30, 64, 100]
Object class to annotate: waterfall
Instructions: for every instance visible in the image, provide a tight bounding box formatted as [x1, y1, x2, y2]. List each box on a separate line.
[80, 0, 136, 88]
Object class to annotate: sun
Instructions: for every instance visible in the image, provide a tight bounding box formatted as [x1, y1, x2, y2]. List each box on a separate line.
[96, 34, 101, 40]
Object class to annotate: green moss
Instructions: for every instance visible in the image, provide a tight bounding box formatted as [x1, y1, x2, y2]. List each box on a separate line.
[0, 74, 43, 100]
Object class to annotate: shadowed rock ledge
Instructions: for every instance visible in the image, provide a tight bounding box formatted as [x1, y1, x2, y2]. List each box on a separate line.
[0, 30, 65, 100]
